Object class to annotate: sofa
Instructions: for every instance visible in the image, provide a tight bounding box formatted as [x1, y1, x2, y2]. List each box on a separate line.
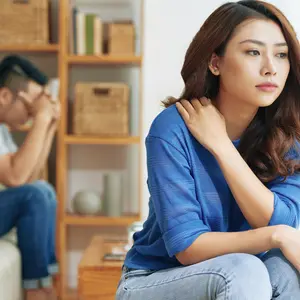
[0, 230, 23, 300]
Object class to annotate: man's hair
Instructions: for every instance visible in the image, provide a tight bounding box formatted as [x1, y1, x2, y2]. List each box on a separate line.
[0, 55, 48, 95]
[0, 66, 29, 95]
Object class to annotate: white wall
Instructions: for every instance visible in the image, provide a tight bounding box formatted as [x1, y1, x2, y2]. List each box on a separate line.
[141, 0, 300, 218]
[6, 0, 300, 289]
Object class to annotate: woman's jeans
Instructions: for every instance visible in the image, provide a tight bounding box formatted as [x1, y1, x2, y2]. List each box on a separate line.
[0, 180, 58, 289]
[116, 249, 300, 299]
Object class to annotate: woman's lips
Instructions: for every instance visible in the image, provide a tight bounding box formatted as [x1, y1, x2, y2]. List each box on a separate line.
[256, 83, 278, 92]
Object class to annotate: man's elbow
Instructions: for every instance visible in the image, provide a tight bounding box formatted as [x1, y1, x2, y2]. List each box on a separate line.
[4, 173, 27, 187]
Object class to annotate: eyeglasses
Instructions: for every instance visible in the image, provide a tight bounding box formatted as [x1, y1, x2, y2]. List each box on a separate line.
[17, 86, 56, 106]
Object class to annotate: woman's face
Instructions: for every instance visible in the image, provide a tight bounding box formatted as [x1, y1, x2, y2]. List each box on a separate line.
[215, 19, 290, 108]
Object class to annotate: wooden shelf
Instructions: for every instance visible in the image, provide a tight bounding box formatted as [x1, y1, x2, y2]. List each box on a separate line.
[55, 1, 145, 298]
[67, 54, 142, 65]
[64, 214, 140, 226]
[0, 44, 59, 52]
[64, 135, 140, 145]
[65, 288, 78, 300]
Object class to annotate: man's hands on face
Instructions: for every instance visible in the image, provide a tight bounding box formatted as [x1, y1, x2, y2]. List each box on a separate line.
[51, 99, 61, 123]
[18, 89, 61, 125]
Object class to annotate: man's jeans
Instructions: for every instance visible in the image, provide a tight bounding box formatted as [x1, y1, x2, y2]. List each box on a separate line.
[0, 180, 58, 289]
[116, 249, 300, 299]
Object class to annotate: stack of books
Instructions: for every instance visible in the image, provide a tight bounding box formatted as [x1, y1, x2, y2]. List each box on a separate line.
[70, 8, 103, 55]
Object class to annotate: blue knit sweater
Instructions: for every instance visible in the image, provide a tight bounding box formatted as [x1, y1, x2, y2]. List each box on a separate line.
[124, 104, 300, 270]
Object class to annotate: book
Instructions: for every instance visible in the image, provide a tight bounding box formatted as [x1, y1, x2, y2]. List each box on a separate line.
[76, 11, 86, 55]
[103, 253, 126, 261]
[85, 14, 96, 55]
[94, 17, 103, 55]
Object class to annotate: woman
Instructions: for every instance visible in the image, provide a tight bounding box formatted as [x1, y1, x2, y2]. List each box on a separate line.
[117, 1, 300, 299]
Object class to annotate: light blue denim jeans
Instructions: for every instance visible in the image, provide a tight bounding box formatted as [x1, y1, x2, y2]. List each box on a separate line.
[116, 249, 300, 299]
[0, 180, 58, 289]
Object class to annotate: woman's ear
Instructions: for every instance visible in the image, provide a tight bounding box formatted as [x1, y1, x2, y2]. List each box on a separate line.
[208, 53, 220, 76]
[0, 87, 14, 108]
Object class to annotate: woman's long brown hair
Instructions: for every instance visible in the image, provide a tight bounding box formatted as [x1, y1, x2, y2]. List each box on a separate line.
[163, 0, 300, 183]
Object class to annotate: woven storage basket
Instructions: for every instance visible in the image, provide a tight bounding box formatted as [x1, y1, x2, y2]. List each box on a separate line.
[0, 0, 49, 45]
[73, 82, 129, 136]
[108, 22, 135, 55]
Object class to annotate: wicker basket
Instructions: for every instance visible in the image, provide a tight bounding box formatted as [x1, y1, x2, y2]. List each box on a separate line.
[108, 22, 135, 55]
[73, 82, 129, 136]
[0, 0, 49, 45]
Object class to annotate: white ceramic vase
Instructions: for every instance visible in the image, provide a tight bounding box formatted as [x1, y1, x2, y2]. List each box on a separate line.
[73, 190, 102, 215]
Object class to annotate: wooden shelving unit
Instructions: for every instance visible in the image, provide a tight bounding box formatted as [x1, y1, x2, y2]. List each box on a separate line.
[57, 1, 144, 299]
[67, 54, 142, 65]
[64, 135, 140, 145]
[0, 44, 59, 52]
[64, 214, 139, 227]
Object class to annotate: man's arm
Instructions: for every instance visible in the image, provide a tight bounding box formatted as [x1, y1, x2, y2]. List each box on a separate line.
[27, 120, 57, 182]
[0, 114, 52, 186]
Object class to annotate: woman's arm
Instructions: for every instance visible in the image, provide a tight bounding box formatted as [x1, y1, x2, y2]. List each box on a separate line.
[176, 224, 300, 271]
[176, 225, 277, 265]
[176, 99, 300, 229]
[212, 139, 274, 228]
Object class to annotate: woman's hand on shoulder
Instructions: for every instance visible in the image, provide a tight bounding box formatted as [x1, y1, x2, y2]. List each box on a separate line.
[175, 97, 229, 153]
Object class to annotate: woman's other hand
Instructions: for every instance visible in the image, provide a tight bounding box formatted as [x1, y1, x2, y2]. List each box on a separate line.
[272, 225, 300, 272]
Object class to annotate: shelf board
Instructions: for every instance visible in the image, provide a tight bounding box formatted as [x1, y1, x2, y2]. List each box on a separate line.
[64, 135, 140, 145]
[65, 288, 78, 300]
[65, 214, 140, 226]
[0, 44, 59, 52]
[67, 54, 142, 65]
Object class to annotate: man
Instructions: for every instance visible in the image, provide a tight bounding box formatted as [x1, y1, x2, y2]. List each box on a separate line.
[0, 55, 60, 300]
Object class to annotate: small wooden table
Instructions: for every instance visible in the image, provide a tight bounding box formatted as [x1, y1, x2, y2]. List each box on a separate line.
[78, 236, 126, 300]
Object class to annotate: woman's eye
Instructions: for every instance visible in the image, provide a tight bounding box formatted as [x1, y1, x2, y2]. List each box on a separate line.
[277, 52, 288, 59]
[247, 50, 260, 56]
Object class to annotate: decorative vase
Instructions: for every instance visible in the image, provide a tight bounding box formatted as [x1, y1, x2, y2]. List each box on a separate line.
[103, 172, 123, 217]
[72, 190, 102, 215]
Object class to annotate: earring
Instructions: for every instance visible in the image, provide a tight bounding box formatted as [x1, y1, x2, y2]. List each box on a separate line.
[211, 67, 219, 75]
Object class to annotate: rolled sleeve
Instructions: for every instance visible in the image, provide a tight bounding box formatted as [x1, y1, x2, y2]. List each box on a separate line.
[268, 174, 300, 228]
[163, 219, 210, 257]
[146, 135, 210, 257]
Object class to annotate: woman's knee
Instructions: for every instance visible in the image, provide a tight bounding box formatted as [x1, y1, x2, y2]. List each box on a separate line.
[221, 253, 272, 299]
[263, 249, 300, 295]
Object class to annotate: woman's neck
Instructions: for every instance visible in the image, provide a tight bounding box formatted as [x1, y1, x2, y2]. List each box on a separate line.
[214, 92, 258, 141]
